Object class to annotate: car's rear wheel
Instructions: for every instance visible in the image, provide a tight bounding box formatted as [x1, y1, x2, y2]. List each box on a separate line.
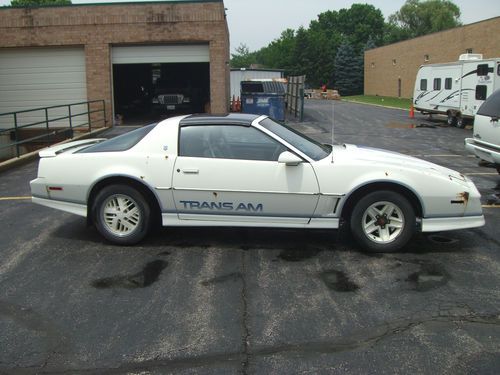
[93, 185, 150, 245]
[350, 191, 415, 252]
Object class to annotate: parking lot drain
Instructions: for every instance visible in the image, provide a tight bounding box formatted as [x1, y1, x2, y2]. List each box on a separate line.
[278, 247, 322, 262]
[320, 270, 359, 292]
[91, 260, 168, 289]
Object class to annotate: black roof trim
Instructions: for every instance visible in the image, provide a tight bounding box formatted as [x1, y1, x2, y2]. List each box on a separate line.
[179, 113, 262, 127]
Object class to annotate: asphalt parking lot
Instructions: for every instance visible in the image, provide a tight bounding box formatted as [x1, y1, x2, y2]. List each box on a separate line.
[1, 100, 499, 374]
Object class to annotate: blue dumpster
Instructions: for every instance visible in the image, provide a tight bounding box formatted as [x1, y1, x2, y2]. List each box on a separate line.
[240, 81, 286, 121]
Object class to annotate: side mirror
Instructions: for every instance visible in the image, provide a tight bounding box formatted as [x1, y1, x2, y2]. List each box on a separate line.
[278, 151, 303, 166]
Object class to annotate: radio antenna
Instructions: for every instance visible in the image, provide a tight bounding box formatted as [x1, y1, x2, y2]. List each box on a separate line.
[331, 99, 335, 163]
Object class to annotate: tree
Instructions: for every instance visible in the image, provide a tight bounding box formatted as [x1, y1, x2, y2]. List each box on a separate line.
[388, 0, 461, 40]
[230, 43, 257, 68]
[11, 0, 71, 5]
[334, 41, 363, 96]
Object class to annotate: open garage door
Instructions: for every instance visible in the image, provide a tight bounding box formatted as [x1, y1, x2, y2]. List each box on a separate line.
[0, 47, 87, 129]
[112, 45, 210, 125]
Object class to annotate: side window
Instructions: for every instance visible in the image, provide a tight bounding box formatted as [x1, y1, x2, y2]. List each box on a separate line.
[179, 125, 287, 161]
[420, 79, 427, 91]
[497, 64, 500, 76]
[477, 64, 489, 76]
[475, 85, 487, 101]
[445, 78, 452, 90]
[477, 89, 500, 117]
[433, 78, 441, 90]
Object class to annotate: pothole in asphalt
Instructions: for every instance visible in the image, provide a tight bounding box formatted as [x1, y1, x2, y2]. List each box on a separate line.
[406, 263, 449, 292]
[277, 247, 322, 262]
[428, 234, 459, 245]
[91, 260, 168, 289]
[320, 270, 359, 292]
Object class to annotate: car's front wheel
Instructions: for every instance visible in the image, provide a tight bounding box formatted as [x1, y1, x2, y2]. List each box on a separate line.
[93, 185, 151, 245]
[350, 191, 416, 252]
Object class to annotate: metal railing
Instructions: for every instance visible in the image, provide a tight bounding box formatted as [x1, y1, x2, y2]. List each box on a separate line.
[0, 100, 106, 159]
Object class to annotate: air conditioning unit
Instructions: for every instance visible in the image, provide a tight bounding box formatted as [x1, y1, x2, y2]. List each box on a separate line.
[459, 53, 483, 61]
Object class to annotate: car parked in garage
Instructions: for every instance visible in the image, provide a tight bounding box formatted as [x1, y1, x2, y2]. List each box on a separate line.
[30, 114, 485, 252]
[465, 89, 500, 174]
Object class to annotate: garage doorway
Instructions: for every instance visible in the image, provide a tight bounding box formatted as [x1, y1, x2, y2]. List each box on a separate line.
[111, 45, 210, 125]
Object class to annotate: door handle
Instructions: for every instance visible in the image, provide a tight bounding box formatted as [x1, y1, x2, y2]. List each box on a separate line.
[182, 168, 199, 174]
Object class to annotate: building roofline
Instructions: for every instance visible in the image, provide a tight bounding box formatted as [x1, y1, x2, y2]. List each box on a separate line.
[0, 0, 222, 11]
[231, 68, 285, 73]
[367, 16, 500, 52]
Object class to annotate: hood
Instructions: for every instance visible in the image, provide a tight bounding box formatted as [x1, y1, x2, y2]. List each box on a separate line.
[339, 144, 467, 183]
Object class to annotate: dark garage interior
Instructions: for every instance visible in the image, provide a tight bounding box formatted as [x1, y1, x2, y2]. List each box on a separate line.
[113, 62, 210, 125]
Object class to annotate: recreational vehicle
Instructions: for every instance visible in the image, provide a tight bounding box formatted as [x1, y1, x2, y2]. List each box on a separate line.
[413, 54, 500, 128]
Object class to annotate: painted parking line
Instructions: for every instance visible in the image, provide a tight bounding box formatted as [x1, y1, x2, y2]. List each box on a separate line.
[0, 196, 31, 201]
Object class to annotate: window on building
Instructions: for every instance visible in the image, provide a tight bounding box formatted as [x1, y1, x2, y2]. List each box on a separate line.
[392, 59, 397, 65]
[445, 78, 452, 90]
[477, 64, 490, 76]
[371, 62, 375, 68]
[433, 78, 441, 90]
[420, 79, 427, 91]
[466, 48, 473, 54]
[424, 54, 430, 62]
[475, 85, 487, 101]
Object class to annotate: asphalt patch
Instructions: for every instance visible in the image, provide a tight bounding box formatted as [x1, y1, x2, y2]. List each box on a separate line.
[320, 270, 359, 292]
[91, 260, 168, 289]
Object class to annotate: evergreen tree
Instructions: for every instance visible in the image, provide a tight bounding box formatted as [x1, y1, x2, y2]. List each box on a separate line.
[334, 42, 363, 96]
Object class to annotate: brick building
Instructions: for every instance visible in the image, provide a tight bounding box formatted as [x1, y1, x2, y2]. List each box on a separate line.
[364, 16, 500, 99]
[0, 0, 230, 127]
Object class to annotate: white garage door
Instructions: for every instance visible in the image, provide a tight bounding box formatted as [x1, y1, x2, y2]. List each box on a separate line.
[112, 44, 210, 64]
[0, 47, 87, 129]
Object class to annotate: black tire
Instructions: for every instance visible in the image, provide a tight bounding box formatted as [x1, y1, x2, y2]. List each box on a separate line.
[456, 116, 465, 129]
[447, 113, 456, 127]
[93, 184, 151, 245]
[350, 191, 416, 253]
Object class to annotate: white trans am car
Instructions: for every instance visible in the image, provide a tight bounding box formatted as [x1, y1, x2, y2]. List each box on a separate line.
[30, 114, 485, 252]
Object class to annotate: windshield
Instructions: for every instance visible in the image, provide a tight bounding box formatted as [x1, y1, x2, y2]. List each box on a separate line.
[259, 118, 330, 161]
[79, 124, 156, 153]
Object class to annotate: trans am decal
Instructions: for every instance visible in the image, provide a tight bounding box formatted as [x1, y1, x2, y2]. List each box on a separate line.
[180, 200, 263, 212]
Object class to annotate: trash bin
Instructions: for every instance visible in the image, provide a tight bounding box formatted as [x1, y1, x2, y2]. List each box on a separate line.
[240, 81, 286, 121]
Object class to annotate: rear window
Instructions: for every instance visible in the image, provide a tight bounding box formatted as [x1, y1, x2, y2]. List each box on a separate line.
[477, 89, 500, 117]
[79, 124, 156, 153]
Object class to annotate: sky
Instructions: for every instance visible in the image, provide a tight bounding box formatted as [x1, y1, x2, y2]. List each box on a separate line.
[1, 0, 499, 53]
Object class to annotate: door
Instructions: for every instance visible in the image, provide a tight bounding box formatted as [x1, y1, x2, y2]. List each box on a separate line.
[0, 47, 87, 129]
[172, 124, 320, 224]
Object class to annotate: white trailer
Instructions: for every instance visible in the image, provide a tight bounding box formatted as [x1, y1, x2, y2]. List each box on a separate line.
[413, 54, 500, 128]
